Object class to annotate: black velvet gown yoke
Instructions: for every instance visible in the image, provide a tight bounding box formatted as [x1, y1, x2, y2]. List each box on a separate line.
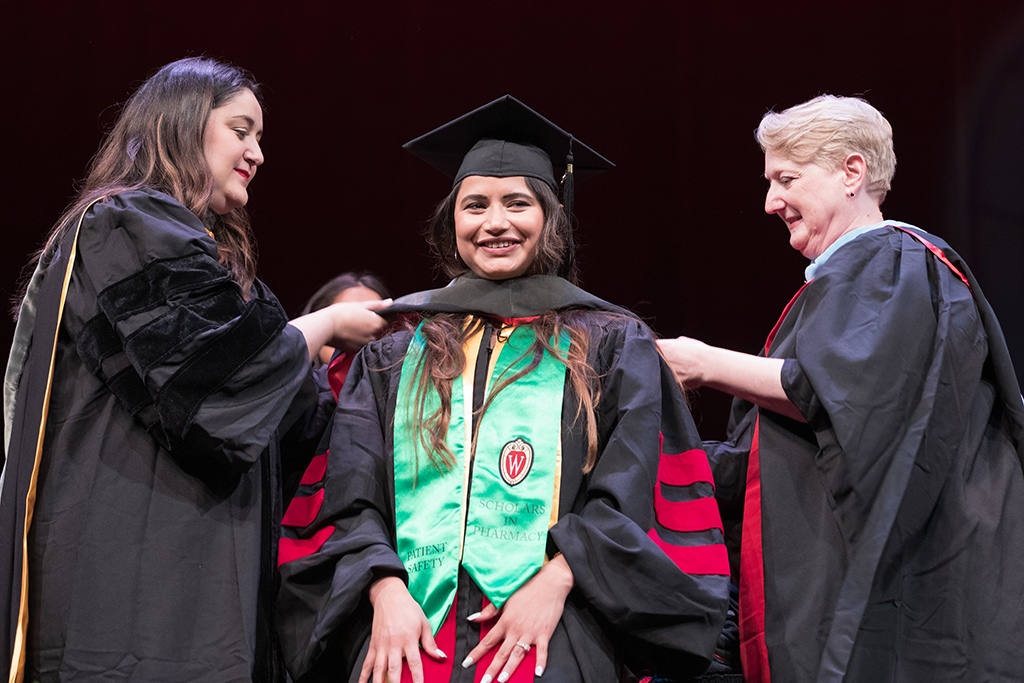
[2, 188, 329, 682]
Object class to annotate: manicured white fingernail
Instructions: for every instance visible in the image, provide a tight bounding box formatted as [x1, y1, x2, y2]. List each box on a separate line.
[480, 675, 492, 683]
[436, 649, 447, 659]
[536, 665, 544, 676]
[461, 655, 474, 668]
[467, 611, 481, 621]
[498, 672, 510, 683]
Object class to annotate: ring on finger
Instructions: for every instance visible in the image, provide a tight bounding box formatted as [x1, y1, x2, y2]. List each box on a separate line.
[515, 641, 531, 653]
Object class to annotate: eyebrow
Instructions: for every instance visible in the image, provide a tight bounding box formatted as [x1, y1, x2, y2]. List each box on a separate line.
[502, 192, 535, 201]
[228, 114, 263, 137]
[460, 192, 536, 205]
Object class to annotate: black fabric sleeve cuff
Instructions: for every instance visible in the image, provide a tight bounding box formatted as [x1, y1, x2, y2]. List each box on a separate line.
[781, 358, 813, 419]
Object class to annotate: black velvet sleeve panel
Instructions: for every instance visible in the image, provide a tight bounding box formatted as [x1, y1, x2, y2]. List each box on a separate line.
[72, 188, 309, 473]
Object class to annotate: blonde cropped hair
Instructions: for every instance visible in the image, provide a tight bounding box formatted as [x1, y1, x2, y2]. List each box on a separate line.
[756, 95, 896, 203]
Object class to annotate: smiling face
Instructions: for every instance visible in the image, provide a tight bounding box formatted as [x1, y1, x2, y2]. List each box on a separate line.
[763, 151, 853, 260]
[454, 175, 544, 280]
[203, 88, 264, 215]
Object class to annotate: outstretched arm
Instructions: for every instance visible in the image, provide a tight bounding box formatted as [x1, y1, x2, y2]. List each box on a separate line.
[289, 299, 391, 362]
[657, 336, 804, 422]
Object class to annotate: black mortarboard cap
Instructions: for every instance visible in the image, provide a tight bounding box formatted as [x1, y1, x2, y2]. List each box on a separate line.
[402, 95, 614, 194]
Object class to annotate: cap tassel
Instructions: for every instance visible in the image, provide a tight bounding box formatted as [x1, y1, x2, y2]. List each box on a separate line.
[559, 139, 576, 278]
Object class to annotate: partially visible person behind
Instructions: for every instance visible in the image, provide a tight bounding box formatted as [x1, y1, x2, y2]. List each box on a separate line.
[300, 272, 391, 366]
[658, 95, 1024, 682]
[282, 272, 392, 501]
[0, 57, 386, 683]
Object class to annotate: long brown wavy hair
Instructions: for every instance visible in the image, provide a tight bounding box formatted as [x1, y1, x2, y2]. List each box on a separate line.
[15, 56, 262, 315]
[405, 178, 603, 474]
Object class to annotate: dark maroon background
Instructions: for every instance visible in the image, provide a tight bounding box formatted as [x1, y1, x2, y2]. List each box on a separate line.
[3, 1, 1024, 439]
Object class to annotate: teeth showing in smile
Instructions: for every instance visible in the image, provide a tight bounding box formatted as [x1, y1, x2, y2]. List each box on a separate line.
[484, 241, 515, 248]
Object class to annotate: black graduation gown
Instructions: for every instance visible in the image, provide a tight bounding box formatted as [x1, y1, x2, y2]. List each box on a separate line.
[707, 225, 1024, 682]
[0, 188, 327, 682]
[276, 275, 731, 683]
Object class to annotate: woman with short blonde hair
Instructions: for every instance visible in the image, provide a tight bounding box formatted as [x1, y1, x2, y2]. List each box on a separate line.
[660, 94, 1024, 683]
[756, 94, 896, 201]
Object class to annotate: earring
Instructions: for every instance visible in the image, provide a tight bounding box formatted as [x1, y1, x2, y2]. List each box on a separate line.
[849, 191, 855, 198]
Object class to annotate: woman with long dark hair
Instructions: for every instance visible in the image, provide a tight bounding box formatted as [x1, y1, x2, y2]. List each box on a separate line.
[1, 57, 386, 682]
[277, 96, 730, 683]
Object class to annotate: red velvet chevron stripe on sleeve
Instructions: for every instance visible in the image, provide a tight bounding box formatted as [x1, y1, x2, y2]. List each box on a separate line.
[648, 528, 730, 575]
[279, 526, 334, 566]
[279, 450, 332, 565]
[300, 452, 328, 485]
[658, 437, 715, 489]
[655, 494, 724, 533]
[652, 432, 730, 575]
[281, 489, 325, 528]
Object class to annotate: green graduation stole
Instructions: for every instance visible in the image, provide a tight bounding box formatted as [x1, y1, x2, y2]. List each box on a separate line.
[393, 319, 568, 633]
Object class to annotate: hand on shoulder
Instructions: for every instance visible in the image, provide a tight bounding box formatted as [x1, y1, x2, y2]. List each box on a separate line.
[288, 299, 391, 363]
[326, 299, 392, 353]
[657, 336, 712, 389]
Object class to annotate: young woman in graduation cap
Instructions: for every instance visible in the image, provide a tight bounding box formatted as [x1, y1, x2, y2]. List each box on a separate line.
[276, 96, 730, 683]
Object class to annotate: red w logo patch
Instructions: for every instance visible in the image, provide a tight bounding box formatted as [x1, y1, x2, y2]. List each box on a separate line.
[499, 438, 534, 486]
